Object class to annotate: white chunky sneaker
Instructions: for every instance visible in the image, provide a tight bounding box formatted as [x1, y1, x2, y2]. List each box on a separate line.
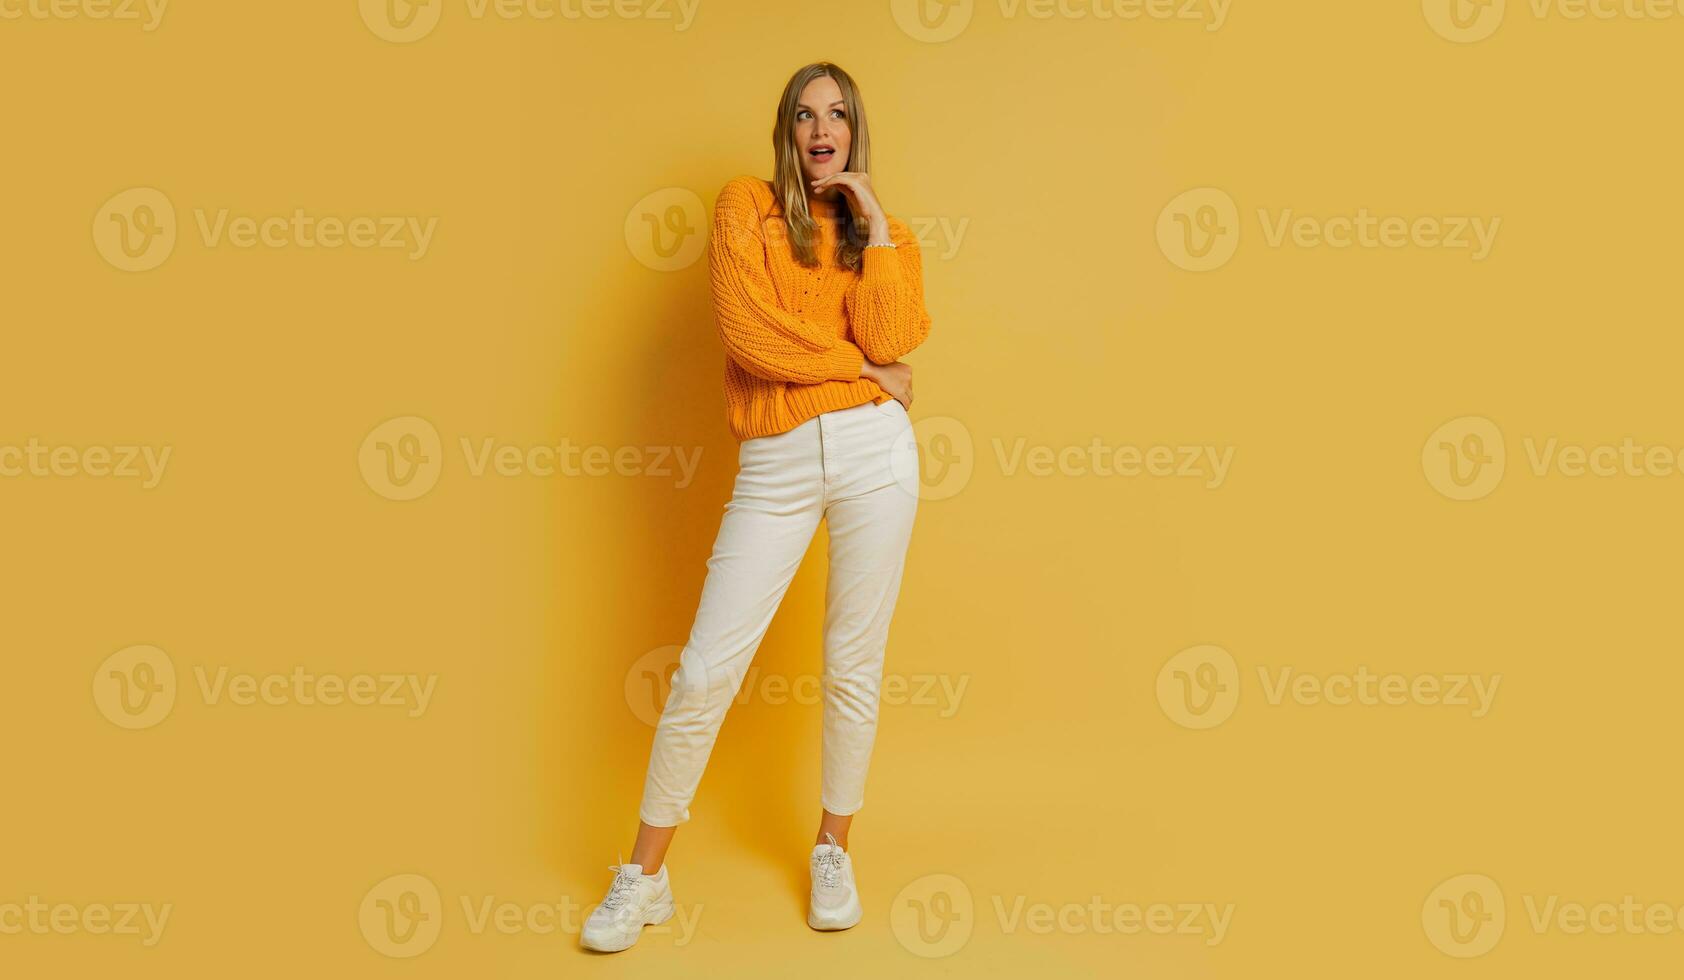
[581, 860, 674, 952]
[807, 833, 862, 931]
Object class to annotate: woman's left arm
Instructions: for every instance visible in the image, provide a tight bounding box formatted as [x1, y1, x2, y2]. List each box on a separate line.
[847, 217, 933, 364]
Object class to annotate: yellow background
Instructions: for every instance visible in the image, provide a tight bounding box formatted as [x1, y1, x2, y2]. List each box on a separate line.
[4, 0, 1682, 975]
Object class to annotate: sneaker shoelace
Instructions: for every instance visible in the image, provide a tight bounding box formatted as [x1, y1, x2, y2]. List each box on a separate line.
[815, 832, 846, 889]
[602, 857, 642, 911]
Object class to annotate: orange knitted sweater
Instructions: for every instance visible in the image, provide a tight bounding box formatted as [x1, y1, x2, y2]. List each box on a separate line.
[707, 175, 933, 441]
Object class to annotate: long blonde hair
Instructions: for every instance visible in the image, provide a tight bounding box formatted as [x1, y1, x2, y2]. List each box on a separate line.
[770, 62, 872, 272]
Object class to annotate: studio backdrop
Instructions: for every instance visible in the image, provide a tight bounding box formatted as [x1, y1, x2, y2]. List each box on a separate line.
[3, 1, 1681, 977]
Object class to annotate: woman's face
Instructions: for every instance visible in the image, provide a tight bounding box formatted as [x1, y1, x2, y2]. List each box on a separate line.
[794, 75, 851, 188]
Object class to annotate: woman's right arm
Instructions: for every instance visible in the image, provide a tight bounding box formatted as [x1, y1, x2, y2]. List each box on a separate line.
[708, 177, 866, 385]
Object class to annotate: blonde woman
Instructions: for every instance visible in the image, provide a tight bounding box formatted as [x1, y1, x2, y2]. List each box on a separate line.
[583, 61, 933, 952]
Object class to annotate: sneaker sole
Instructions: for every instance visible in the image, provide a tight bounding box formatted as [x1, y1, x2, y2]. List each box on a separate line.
[807, 898, 862, 931]
[581, 903, 674, 952]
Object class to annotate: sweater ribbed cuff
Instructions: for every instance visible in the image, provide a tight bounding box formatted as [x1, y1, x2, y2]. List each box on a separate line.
[861, 243, 903, 283]
[823, 340, 866, 382]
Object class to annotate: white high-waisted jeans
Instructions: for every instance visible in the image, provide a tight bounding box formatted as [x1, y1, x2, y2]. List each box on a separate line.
[638, 398, 920, 826]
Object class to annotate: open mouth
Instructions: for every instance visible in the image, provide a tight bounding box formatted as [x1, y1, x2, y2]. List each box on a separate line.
[808, 144, 836, 162]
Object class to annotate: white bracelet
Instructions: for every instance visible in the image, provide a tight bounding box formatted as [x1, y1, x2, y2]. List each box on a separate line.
[865, 242, 897, 249]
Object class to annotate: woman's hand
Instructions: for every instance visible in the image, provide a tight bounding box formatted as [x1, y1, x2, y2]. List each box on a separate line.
[810, 172, 890, 242]
[861, 360, 913, 409]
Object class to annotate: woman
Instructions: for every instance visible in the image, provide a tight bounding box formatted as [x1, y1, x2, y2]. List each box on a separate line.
[582, 61, 933, 953]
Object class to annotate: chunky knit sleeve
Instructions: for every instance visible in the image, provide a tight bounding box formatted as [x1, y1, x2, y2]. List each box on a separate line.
[846, 217, 932, 364]
[708, 177, 866, 385]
